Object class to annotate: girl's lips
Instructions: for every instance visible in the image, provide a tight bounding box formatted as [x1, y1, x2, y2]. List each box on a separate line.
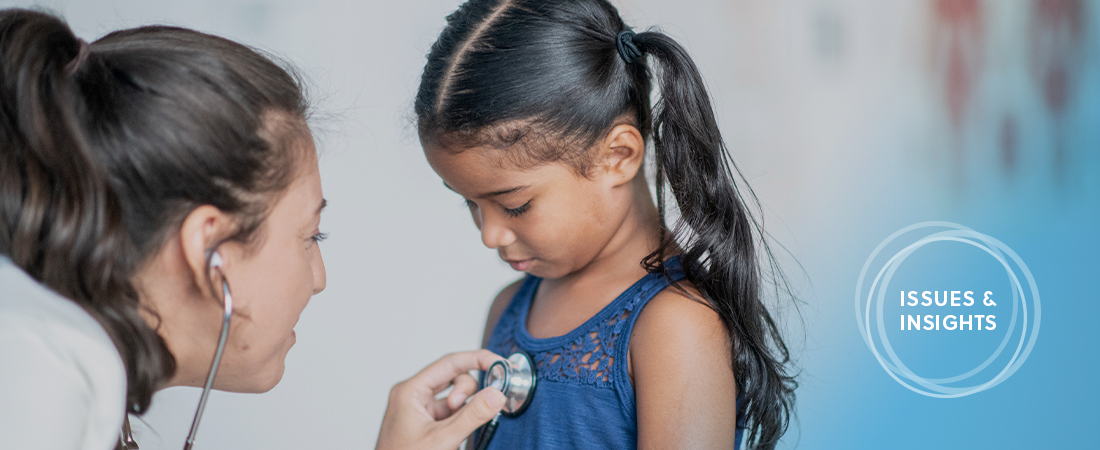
[505, 258, 533, 271]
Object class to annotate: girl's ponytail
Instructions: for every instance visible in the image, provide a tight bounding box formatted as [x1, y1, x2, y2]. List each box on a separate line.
[632, 31, 797, 449]
[0, 9, 174, 414]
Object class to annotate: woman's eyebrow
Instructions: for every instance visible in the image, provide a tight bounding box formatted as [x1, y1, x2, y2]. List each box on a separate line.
[442, 182, 529, 199]
[316, 198, 327, 215]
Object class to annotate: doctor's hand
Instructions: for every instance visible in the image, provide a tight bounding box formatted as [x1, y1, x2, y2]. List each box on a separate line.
[376, 350, 506, 450]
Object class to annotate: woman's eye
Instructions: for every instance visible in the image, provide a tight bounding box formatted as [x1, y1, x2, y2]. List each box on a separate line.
[310, 232, 329, 243]
[504, 201, 531, 218]
[464, 199, 478, 210]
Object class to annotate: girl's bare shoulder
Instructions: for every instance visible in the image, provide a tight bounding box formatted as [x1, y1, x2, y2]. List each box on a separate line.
[481, 278, 527, 348]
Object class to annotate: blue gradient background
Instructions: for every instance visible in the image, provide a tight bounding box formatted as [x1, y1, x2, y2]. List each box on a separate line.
[3, 0, 1097, 448]
[752, 1, 1100, 446]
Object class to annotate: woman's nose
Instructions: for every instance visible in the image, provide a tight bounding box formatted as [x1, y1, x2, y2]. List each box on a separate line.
[312, 251, 327, 295]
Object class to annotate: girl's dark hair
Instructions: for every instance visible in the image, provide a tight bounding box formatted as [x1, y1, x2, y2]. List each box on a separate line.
[0, 9, 309, 415]
[415, 1, 796, 448]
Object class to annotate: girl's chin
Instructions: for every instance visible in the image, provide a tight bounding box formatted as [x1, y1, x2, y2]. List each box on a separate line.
[525, 264, 572, 280]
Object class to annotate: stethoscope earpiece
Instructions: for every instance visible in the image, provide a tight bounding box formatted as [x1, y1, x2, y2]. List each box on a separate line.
[209, 251, 224, 270]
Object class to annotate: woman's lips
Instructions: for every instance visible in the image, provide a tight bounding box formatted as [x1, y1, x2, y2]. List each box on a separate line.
[504, 258, 533, 271]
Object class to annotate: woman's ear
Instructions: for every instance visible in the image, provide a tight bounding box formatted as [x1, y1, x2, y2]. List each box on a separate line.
[598, 123, 646, 187]
[178, 205, 235, 300]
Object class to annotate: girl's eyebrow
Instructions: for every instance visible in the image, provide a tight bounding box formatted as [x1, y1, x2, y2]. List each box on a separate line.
[443, 182, 529, 199]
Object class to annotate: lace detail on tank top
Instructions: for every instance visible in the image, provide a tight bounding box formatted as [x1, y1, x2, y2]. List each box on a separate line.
[530, 302, 638, 388]
[486, 271, 680, 390]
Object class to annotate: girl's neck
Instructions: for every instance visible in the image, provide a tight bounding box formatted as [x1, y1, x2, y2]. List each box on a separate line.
[537, 175, 662, 305]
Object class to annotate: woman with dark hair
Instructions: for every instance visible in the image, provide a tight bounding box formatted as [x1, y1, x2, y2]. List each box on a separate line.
[416, 0, 798, 449]
[0, 9, 504, 450]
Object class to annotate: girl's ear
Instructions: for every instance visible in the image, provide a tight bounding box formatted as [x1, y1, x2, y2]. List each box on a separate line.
[599, 123, 646, 187]
[178, 205, 236, 300]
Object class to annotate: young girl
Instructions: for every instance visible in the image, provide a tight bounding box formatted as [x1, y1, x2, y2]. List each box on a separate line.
[414, 0, 796, 448]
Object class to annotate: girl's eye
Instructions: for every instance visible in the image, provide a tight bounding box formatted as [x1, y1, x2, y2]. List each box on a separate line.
[504, 201, 531, 218]
[464, 199, 479, 210]
[310, 232, 329, 243]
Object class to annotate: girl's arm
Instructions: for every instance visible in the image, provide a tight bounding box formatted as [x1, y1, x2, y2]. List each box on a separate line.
[631, 286, 739, 449]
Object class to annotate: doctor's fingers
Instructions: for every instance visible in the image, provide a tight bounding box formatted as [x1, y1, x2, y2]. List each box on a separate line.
[446, 373, 479, 410]
[414, 350, 504, 396]
[435, 387, 506, 445]
[429, 396, 457, 420]
[428, 374, 482, 420]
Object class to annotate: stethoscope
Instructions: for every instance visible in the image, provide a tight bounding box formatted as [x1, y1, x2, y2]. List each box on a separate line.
[120, 252, 233, 450]
[118, 256, 538, 450]
[472, 351, 538, 450]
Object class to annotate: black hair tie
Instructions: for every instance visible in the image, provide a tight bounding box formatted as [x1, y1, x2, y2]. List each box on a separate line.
[616, 30, 643, 64]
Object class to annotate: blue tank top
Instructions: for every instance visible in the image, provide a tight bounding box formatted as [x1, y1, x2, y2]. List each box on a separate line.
[479, 257, 745, 449]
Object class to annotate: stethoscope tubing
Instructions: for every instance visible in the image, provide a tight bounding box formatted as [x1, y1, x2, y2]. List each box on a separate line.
[182, 272, 233, 450]
[473, 415, 500, 450]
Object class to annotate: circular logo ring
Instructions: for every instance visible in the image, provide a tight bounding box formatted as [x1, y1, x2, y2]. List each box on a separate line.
[855, 222, 1041, 398]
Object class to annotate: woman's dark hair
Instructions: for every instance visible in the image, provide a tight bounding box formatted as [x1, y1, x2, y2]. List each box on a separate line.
[0, 8, 309, 415]
[415, 0, 797, 448]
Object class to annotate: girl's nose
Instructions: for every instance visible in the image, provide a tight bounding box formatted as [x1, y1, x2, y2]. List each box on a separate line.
[480, 212, 517, 249]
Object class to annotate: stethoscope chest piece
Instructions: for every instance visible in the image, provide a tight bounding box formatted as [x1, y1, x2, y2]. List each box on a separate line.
[474, 352, 537, 450]
[484, 352, 537, 417]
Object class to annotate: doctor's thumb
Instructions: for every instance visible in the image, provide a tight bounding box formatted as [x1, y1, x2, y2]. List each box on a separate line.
[445, 387, 505, 438]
